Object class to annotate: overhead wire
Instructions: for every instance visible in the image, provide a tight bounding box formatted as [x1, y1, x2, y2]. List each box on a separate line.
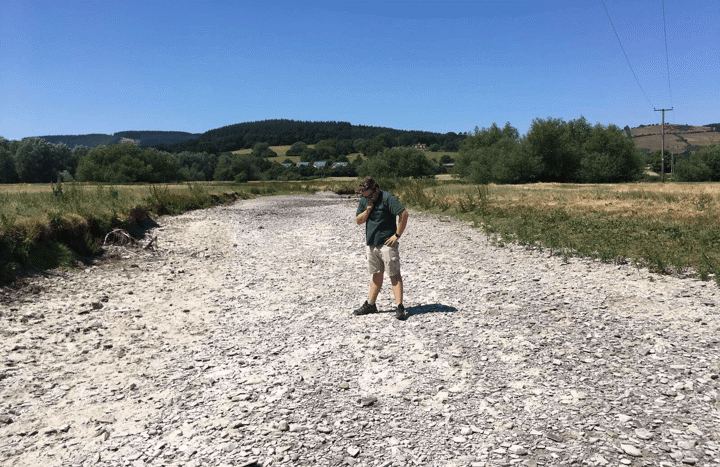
[662, 0, 675, 124]
[601, 0, 655, 108]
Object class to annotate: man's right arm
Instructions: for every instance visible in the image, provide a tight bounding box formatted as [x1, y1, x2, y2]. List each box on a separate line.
[355, 206, 372, 225]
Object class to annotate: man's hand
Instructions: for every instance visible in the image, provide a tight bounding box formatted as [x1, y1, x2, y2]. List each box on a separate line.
[384, 234, 399, 247]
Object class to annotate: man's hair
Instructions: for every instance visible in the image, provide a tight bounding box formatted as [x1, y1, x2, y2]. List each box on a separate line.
[356, 176, 379, 193]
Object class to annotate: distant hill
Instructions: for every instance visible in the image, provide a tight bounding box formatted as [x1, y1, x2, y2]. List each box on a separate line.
[153, 119, 465, 154]
[35, 120, 720, 156]
[28, 120, 462, 153]
[629, 124, 720, 154]
[30, 131, 201, 148]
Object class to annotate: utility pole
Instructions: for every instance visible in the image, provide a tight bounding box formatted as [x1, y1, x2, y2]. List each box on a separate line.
[654, 108, 673, 182]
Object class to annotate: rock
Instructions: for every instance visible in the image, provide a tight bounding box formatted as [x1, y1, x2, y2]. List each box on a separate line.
[634, 428, 653, 440]
[509, 445, 528, 455]
[360, 396, 378, 407]
[3, 193, 720, 467]
[677, 440, 697, 450]
[617, 414, 632, 423]
[621, 444, 643, 457]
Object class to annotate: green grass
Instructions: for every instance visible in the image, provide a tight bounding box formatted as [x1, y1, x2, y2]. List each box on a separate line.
[393, 179, 720, 284]
[0, 179, 358, 283]
[0, 181, 262, 282]
[8, 177, 714, 287]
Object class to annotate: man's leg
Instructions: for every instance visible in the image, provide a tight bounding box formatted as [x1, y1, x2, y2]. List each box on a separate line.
[369, 272, 383, 302]
[390, 273, 403, 304]
[390, 273, 406, 320]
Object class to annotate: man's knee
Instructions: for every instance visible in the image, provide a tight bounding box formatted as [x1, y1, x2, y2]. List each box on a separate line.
[390, 273, 402, 283]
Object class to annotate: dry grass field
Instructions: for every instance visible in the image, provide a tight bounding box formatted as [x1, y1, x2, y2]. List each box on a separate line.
[4, 178, 719, 283]
[398, 180, 720, 280]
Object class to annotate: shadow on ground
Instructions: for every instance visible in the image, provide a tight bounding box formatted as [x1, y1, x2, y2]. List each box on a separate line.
[378, 304, 457, 318]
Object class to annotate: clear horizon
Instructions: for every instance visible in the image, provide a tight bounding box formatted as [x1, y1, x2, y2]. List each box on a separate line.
[1, 0, 718, 141]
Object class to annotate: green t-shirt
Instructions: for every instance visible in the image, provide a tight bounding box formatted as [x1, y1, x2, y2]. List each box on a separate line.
[356, 191, 406, 246]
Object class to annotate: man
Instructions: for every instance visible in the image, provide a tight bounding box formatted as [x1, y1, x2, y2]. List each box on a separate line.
[354, 177, 409, 320]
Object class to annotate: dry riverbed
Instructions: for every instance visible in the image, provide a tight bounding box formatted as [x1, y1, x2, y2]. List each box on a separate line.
[1, 192, 719, 467]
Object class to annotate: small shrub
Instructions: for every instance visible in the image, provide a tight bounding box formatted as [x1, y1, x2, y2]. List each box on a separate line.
[128, 206, 149, 224]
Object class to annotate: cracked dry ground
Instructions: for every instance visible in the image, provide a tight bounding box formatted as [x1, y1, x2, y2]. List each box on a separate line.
[1, 192, 720, 467]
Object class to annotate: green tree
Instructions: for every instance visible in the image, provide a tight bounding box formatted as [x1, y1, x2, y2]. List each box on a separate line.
[213, 154, 234, 181]
[177, 151, 217, 181]
[69, 146, 90, 175]
[623, 125, 633, 138]
[0, 146, 18, 183]
[396, 133, 414, 147]
[455, 122, 540, 184]
[76, 144, 149, 182]
[299, 147, 319, 162]
[647, 149, 671, 174]
[523, 117, 580, 182]
[286, 141, 308, 156]
[675, 142, 720, 181]
[214, 153, 268, 182]
[251, 142, 277, 157]
[578, 124, 644, 183]
[75, 144, 179, 182]
[14, 138, 68, 183]
[440, 154, 455, 164]
[358, 147, 437, 179]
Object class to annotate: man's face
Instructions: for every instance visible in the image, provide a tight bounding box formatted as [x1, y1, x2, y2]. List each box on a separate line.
[362, 189, 373, 198]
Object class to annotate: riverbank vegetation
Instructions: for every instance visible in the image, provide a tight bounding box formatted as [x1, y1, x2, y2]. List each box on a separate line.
[394, 179, 720, 285]
[1, 179, 719, 286]
[3, 115, 720, 285]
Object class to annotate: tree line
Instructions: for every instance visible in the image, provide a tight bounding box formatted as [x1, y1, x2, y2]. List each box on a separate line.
[454, 117, 647, 184]
[4, 116, 719, 185]
[30, 131, 201, 149]
[154, 119, 465, 154]
[0, 138, 363, 184]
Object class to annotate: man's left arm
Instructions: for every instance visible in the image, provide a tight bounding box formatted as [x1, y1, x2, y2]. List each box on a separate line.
[384, 209, 408, 246]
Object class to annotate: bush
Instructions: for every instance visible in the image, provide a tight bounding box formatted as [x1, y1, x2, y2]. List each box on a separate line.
[675, 143, 720, 181]
[358, 147, 438, 179]
[75, 144, 180, 182]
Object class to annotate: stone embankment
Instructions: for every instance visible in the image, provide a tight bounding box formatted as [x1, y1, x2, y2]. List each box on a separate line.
[1, 192, 719, 467]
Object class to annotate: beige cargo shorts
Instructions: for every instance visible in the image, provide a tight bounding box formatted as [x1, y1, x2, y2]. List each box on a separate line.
[366, 243, 400, 276]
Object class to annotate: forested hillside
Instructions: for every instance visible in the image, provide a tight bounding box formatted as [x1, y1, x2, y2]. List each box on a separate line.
[5, 118, 719, 185]
[154, 119, 465, 154]
[32, 131, 202, 148]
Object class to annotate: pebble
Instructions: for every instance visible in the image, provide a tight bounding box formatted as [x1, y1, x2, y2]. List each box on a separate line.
[621, 444, 643, 457]
[1, 192, 719, 467]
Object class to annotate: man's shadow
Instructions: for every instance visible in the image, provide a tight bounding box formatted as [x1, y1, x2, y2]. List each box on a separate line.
[380, 304, 457, 319]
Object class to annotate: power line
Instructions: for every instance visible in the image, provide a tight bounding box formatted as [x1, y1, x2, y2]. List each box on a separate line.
[662, 0, 675, 123]
[601, 0, 655, 108]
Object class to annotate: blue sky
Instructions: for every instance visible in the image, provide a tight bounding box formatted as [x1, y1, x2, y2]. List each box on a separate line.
[1, 0, 718, 141]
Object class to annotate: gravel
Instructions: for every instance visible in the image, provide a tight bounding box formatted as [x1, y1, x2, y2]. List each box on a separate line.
[1, 191, 719, 467]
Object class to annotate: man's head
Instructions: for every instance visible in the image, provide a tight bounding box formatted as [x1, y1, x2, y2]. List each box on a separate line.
[357, 177, 379, 197]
